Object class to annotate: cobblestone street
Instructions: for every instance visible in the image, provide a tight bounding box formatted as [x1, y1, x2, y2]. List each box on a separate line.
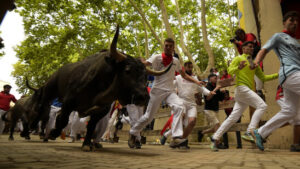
[0, 135, 299, 169]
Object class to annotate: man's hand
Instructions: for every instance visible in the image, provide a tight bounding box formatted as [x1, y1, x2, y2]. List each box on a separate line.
[210, 91, 216, 95]
[238, 60, 247, 70]
[197, 81, 206, 86]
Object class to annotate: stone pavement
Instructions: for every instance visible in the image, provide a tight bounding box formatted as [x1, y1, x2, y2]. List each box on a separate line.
[0, 135, 299, 169]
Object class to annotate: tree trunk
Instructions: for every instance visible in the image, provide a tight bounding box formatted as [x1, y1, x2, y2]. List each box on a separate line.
[128, 0, 163, 48]
[201, 0, 215, 78]
[175, 0, 202, 76]
[159, 0, 183, 64]
[142, 20, 149, 58]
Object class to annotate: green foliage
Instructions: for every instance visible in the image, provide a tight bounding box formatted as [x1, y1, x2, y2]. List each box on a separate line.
[12, 0, 237, 94]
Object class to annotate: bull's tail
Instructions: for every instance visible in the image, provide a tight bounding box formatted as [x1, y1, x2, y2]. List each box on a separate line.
[25, 77, 38, 92]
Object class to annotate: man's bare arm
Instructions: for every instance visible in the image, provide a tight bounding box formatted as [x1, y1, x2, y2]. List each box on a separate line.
[179, 69, 205, 86]
[254, 48, 268, 66]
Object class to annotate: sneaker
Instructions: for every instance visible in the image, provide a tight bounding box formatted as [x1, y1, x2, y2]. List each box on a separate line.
[241, 132, 255, 143]
[160, 136, 167, 145]
[198, 130, 204, 142]
[128, 134, 136, 148]
[253, 129, 264, 151]
[207, 137, 218, 152]
[290, 144, 300, 152]
[169, 138, 187, 148]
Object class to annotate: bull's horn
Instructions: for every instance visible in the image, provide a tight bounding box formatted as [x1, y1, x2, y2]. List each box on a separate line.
[25, 77, 38, 92]
[146, 61, 173, 76]
[110, 24, 126, 62]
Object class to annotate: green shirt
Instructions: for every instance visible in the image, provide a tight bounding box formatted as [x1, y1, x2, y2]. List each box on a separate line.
[228, 53, 278, 90]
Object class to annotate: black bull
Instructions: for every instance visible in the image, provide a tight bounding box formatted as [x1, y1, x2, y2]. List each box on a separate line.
[28, 26, 171, 150]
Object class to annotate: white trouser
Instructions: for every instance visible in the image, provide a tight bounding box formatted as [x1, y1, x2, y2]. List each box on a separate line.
[102, 108, 118, 139]
[0, 109, 6, 135]
[127, 104, 144, 140]
[163, 129, 172, 138]
[17, 120, 23, 131]
[259, 72, 300, 138]
[45, 106, 60, 137]
[182, 101, 197, 127]
[130, 88, 185, 138]
[277, 99, 300, 125]
[213, 85, 267, 140]
[70, 111, 86, 137]
[254, 75, 263, 91]
[94, 112, 110, 142]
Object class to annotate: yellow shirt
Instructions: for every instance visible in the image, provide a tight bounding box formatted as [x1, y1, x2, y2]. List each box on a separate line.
[228, 53, 278, 89]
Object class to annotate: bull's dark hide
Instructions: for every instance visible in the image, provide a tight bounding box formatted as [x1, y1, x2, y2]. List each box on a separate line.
[30, 26, 151, 150]
[3, 96, 49, 141]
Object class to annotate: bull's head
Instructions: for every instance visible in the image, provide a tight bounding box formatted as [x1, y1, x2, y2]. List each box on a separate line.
[108, 25, 172, 106]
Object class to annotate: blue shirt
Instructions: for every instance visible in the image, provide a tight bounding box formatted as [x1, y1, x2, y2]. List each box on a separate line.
[263, 33, 300, 85]
[52, 98, 62, 107]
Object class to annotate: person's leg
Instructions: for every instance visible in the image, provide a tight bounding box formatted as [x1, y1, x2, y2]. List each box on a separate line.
[93, 112, 109, 143]
[243, 88, 267, 133]
[0, 110, 6, 135]
[127, 104, 143, 141]
[166, 92, 188, 148]
[166, 92, 185, 139]
[130, 89, 166, 136]
[258, 89, 299, 139]
[202, 110, 220, 134]
[45, 106, 59, 139]
[255, 73, 300, 150]
[102, 108, 118, 140]
[236, 118, 242, 148]
[213, 86, 249, 141]
[182, 104, 197, 139]
[69, 112, 80, 142]
[129, 88, 166, 148]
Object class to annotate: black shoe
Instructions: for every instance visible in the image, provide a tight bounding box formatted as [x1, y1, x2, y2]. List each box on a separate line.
[217, 143, 228, 149]
[141, 136, 146, 144]
[135, 140, 142, 149]
[198, 131, 203, 142]
[290, 144, 300, 152]
[237, 145, 242, 149]
[169, 138, 187, 148]
[128, 134, 136, 148]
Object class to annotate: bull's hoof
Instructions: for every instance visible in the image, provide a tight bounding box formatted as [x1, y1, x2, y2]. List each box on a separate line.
[49, 129, 60, 140]
[8, 136, 14, 141]
[81, 144, 92, 152]
[43, 138, 48, 142]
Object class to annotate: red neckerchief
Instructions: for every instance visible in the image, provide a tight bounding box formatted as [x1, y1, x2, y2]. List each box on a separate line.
[162, 53, 173, 66]
[283, 29, 296, 38]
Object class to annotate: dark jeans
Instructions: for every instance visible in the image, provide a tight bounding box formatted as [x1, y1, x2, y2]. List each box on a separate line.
[222, 112, 242, 148]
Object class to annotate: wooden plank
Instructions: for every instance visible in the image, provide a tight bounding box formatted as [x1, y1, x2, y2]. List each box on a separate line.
[217, 78, 235, 88]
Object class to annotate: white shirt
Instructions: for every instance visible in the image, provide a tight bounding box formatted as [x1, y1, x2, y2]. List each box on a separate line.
[174, 75, 210, 105]
[147, 54, 181, 91]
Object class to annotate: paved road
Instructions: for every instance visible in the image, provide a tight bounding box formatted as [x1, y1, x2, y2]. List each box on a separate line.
[0, 135, 299, 169]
